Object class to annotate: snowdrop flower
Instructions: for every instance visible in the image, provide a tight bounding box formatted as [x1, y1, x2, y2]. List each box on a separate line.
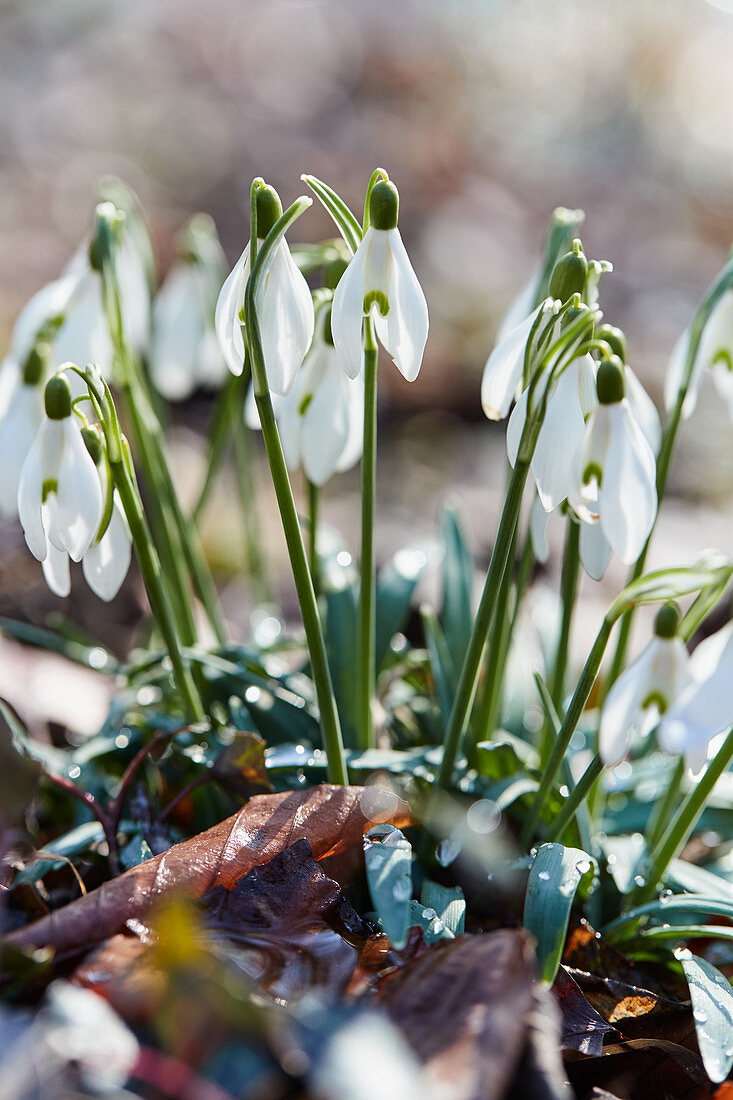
[216, 185, 314, 395]
[530, 497, 612, 582]
[599, 603, 692, 766]
[331, 179, 429, 382]
[151, 214, 227, 401]
[18, 373, 103, 566]
[659, 620, 733, 761]
[0, 342, 52, 517]
[481, 304, 547, 422]
[82, 490, 131, 601]
[569, 358, 657, 564]
[665, 289, 733, 421]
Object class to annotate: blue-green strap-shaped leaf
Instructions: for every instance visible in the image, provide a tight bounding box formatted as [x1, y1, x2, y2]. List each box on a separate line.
[523, 842, 595, 984]
[364, 824, 413, 949]
[678, 950, 733, 1084]
[375, 542, 431, 674]
[301, 174, 362, 255]
[439, 501, 474, 675]
[420, 605, 454, 726]
[420, 880, 466, 936]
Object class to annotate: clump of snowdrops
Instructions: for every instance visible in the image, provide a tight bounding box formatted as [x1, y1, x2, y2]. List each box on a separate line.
[4, 170, 733, 1080]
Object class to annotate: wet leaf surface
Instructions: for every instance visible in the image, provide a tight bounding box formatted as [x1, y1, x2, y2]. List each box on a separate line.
[374, 930, 537, 1100]
[2, 785, 411, 957]
[553, 966, 620, 1057]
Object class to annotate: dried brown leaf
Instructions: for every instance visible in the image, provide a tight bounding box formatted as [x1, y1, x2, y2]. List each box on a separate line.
[375, 930, 536, 1100]
[553, 966, 620, 1057]
[3, 784, 410, 956]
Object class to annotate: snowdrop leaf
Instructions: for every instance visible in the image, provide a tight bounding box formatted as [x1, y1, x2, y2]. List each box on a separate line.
[439, 501, 474, 675]
[523, 842, 595, 985]
[611, 554, 733, 619]
[420, 880, 466, 935]
[301, 175, 362, 255]
[421, 605, 454, 726]
[678, 951, 733, 1084]
[375, 541, 431, 673]
[364, 824, 413, 949]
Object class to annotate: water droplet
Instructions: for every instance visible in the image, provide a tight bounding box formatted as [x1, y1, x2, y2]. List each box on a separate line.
[68, 764, 81, 780]
[693, 1009, 708, 1024]
[392, 878, 412, 902]
[336, 550, 352, 568]
[466, 798, 500, 835]
[576, 860, 591, 875]
[606, 854, 617, 866]
[538, 870, 551, 881]
[436, 838, 461, 867]
[633, 875, 646, 888]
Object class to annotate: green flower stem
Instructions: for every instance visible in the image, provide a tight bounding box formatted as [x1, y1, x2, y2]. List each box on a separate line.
[231, 394, 270, 605]
[633, 728, 733, 907]
[541, 517, 581, 766]
[520, 616, 614, 846]
[110, 443, 204, 722]
[646, 755, 686, 852]
[251, 390, 347, 784]
[359, 319, 378, 751]
[438, 456, 531, 787]
[544, 752, 603, 843]
[307, 478, 320, 600]
[469, 524, 519, 752]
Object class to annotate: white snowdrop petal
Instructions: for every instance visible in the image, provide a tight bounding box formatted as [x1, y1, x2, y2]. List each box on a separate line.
[151, 265, 202, 401]
[0, 383, 44, 516]
[532, 360, 587, 511]
[56, 420, 104, 562]
[506, 388, 527, 469]
[332, 243, 368, 380]
[529, 495, 550, 563]
[117, 236, 151, 353]
[379, 228, 428, 383]
[495, 267, 540, 345]
[42, 542, 71, 598]
[624, 366, 662, 455]
[54, 270, 113, 376]
[689, 622, 733, 683]
[255, 241, 314, 396]
[335, 373, 365, 473]
[300, 364, 353, 486]
[215, 247, 249, 377]
[17, 428, 49, 561]
[599, 638, 672, 766]
[577, 354, 598, 417]
[578, 518, 611, 580]
[481, 306, 540, 421]
[599, 403, 657, 564]
[9, 276, 76, 365]
[83, 495, 131, 601]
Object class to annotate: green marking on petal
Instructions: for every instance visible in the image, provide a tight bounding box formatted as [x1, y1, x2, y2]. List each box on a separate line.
[712, 348, 733, 373]
[42, 478, 58, 503]
[582, 461, 603, 487]
[238, 304, 247, 324]
[298, 392, 314, 417]
[364, 290, 390, 317]
[641, 690, 668, 714]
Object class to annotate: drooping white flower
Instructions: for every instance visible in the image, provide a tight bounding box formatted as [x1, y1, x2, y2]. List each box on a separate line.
[152, 216, 227, 401]
[659, 621, 733, 758]
[18, 373, 103, 565]
[600, 604, 692, 766]
[665, 290, 733, 421]
[331, 180, 428, 383]
[82, 490, 132, 601]
[481, 305, 545, 422]
[529, 496, 612, 581]
[0, 343, 51, 517]
[215, 186, 314, 396]
[569, 358, 657, 564]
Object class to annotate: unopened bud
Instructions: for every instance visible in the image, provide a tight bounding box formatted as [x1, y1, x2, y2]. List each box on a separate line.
[597, 324, 627, 363]
[44, 374, 72, 420]
[255, 185, 283, 240]
[549, 239, 587, 303]
[596, 356, 625, 405]
[22, 341, 52, 387]
[81, 425, 104, 465]
[89, 201, 123, 273]
[654, 602, 680, 639]
[369, 180, 399, 231]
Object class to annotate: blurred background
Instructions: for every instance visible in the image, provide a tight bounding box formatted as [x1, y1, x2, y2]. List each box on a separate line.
[2, 0, 733, 729]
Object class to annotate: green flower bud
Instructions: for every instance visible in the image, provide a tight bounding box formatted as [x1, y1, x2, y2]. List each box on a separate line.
[255, 185, 283, 240]
[89, 201, 122, 273]
[597, 324, 627, 363]
[549, 239, 587, 303]
[22, 341, 52, 387]
[322, 305, 334, 346]
[369, 180, 399, 231]
[325, 256, 349, 291]
[44, 374, 72, 420]
[81, 425, 104, 466]
[596, 356, 625, 405]
[654, 601, 680, 639]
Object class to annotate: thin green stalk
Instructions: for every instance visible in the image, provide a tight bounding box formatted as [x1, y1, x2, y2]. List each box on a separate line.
[110, 445, 204, 722]
[470, 524, 518, 752]
[633, 728, 733, 907]
[359, 322, 378, 750]
[544, 753, 603, 843]
[438, 457, 531, 787]
[231, 396, 269, 604]
[520, 617, 614, 846]
[307, 478, 320, 600]
[541, 517, 581, 765]
[647, 755, 686, 852]
[192, 372, 242, 524]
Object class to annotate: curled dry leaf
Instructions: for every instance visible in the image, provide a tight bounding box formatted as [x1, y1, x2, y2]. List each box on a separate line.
[553, 966, 619, 1057]
[375, 930, 536, 1100]
[3, 785, 411, 956]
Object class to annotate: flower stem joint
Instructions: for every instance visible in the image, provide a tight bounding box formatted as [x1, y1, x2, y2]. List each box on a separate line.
[597, 324, 628, 364]
[596, 356, 625, 405]
[369, 180, 399, 232]
[655, 601, 680, 639]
